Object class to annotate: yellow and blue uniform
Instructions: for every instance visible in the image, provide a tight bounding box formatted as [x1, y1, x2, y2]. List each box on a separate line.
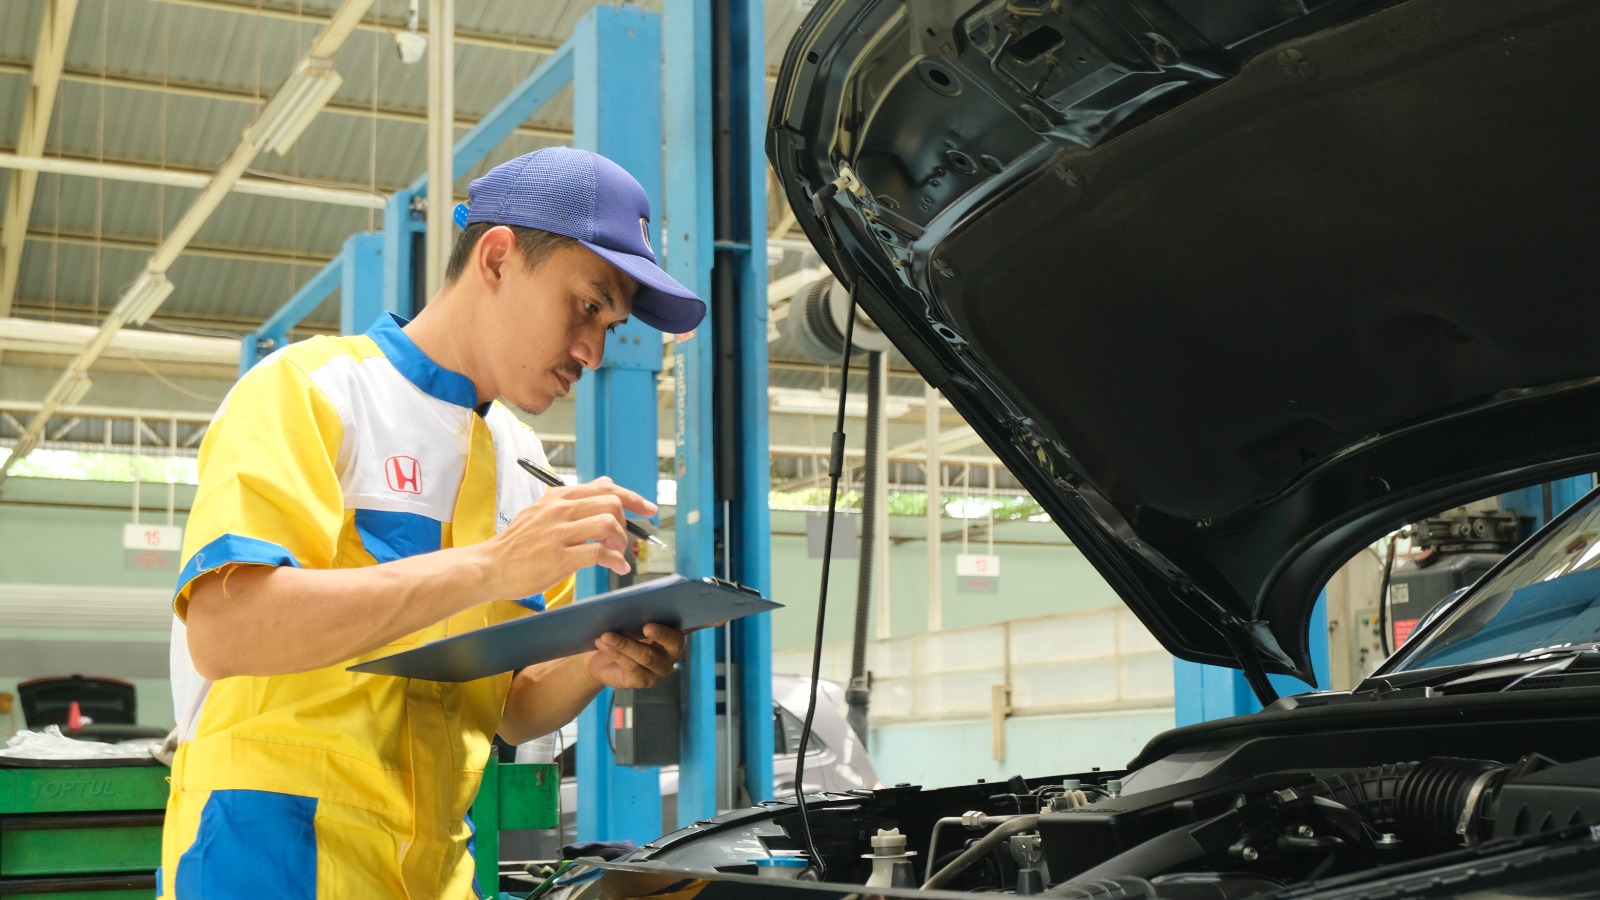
[159, 313, 572, 898]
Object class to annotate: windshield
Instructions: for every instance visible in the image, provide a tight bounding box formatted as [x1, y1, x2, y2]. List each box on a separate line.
[1394, 486, 1600, 672]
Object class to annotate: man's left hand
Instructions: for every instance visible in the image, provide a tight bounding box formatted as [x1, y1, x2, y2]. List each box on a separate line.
[586, 623, 684, 689]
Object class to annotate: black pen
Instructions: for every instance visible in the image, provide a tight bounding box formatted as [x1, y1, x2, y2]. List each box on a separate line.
[517, 457, 669, 549]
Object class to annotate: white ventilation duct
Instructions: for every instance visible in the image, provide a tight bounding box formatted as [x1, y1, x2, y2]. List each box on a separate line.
[783, 274, 894, 362]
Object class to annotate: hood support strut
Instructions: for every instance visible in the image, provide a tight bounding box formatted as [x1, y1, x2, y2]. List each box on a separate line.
[1181, 583, 1287, 707]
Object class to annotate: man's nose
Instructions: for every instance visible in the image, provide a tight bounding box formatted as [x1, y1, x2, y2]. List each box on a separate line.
[573, 334, 604, 370]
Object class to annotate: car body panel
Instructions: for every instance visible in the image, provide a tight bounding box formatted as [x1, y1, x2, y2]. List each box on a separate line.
[767, 0, 1600, 688]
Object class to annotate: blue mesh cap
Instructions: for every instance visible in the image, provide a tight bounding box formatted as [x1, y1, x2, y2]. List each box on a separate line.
[463, 147, 706, 333]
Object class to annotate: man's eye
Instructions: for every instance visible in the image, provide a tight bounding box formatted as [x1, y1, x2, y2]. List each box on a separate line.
[606, 322, 622, 334]
[584, 301, 601, 315]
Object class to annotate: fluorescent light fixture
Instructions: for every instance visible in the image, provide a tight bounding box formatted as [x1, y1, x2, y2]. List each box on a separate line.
[117, 273, 176, 325]
[246, 58, 343, 156]
[48, 372, 92, 409]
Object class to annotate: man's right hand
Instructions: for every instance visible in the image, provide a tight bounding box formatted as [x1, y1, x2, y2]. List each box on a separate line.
[482, 476, 658, 599]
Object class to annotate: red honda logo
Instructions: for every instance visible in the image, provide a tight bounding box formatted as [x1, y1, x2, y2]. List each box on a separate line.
[385, 455, 421, 494]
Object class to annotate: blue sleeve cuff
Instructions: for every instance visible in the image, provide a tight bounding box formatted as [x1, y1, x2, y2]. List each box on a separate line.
[175, 533, 302, 605]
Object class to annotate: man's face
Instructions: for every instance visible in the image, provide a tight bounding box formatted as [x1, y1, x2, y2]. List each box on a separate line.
[486, 241, 638, 414]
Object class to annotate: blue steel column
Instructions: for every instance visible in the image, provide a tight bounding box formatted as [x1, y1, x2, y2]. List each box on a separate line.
[724, 0, 774, 806]
[1499, 476, 1596, 531]
[339, 232, 386, 334]
[571, 5, 667, 845]
[382, 192, 421, 321]
[239, 250, 346, 374]
[662, 0, 719, 827]
[1174, 593, 1329, 725]
[663, 0, 774, 821]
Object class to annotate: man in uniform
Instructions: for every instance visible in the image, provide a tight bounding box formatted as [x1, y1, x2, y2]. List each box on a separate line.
[159, 147, 705, 896]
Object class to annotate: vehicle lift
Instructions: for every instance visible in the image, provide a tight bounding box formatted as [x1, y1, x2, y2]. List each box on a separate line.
[239, 0, 773, 886]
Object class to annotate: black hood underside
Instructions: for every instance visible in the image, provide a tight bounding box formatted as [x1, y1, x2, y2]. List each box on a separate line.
[770, 0, 1600, 689]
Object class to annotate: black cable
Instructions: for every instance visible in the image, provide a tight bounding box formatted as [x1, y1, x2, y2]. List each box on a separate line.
[791, 295, 860, 882]
[1377, 533, 1399, 657]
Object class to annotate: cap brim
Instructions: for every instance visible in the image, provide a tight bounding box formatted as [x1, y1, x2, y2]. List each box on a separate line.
[584, 243, 707, 334]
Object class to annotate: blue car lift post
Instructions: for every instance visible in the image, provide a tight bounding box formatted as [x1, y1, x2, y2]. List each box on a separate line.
[567, 5, 669, 843]
[662, 0, 774, 820]
[239, 0, 772, 864]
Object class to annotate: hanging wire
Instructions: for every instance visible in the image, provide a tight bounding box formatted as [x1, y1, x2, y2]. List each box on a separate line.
[129, 356, 225, 404]
[90, 0, 107, 323]
[367, 0, 381, 235]
[254, 0, 263, 104]
[157, 0, 168, 278]
[43, 4, 70, 323]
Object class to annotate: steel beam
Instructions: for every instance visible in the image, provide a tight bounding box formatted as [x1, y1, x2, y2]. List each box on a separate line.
[241, 248, 344, 374]
[0, 316, 237, 366]
[426, 44, 575, 191]
[338, 232, 386, 336]
[384, 38, 576, 320]
[23, 225, 336, 267]
[0, 57, 571, 142]
[152, 0, 562, 55]
[0, 0, 80, 317]
[0, 153, 386, 209]
[424, 0, 454, 299]
[571, 5, 666, 845]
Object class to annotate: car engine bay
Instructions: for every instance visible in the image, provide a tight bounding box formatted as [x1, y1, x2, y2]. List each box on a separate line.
[551, 691, 1600, 898]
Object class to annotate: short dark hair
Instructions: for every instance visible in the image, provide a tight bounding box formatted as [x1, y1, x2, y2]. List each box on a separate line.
[444, 222, 580, 284]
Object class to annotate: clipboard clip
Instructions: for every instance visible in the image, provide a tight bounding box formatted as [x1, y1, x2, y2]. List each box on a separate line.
[703, 576, 764, 598]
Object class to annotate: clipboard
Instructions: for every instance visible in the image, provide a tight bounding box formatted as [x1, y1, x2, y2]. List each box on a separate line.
[348, 575, 781, 682]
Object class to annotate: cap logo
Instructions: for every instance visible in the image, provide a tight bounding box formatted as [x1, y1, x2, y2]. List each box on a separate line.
[640, 217, 653, 254]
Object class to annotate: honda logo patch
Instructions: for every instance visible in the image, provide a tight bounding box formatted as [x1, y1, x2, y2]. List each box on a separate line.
[385, 455, 421, 494]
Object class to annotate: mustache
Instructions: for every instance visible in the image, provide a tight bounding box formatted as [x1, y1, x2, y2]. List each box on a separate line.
[554, 364, 583, 384]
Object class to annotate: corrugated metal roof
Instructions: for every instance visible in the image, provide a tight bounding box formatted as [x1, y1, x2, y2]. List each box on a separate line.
[0, 1, 959, 454]
[0, 72, 25, 148]
[162, 251, 334, 320]
[15, 239, 145, 314]
[0, 2, 48, 62]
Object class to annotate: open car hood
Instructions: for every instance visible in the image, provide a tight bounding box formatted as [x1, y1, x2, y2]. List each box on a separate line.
[767, 0, 1600, 697]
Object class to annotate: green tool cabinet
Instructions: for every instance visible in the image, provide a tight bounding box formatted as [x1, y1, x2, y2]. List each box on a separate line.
[0, 760, 168, 899]
[0, 756, 559, 898]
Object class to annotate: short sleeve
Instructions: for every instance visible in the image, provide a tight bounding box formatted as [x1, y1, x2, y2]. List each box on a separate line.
[174, 356, 346, 619]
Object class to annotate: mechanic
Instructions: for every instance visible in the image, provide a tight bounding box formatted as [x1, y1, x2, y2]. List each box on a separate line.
[157, 147, 706, 897]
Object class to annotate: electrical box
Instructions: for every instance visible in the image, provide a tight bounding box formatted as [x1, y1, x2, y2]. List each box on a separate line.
[611, 669, 682, 768]
[1351, 606, 1384, 682]
[1389, 552, 1504, 648]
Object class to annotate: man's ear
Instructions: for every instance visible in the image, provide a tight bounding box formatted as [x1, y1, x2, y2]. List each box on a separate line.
[476, 226, 515, 287]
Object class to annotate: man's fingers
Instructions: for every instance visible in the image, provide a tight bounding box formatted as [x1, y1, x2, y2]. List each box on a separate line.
[572, 541, 630, 575]
[597, 632, 675, 678]
[563, 513, 629, 551]
[641, 623, 687, 662]
[548, 479, 657, 517]
[559, 494, 627, 526]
